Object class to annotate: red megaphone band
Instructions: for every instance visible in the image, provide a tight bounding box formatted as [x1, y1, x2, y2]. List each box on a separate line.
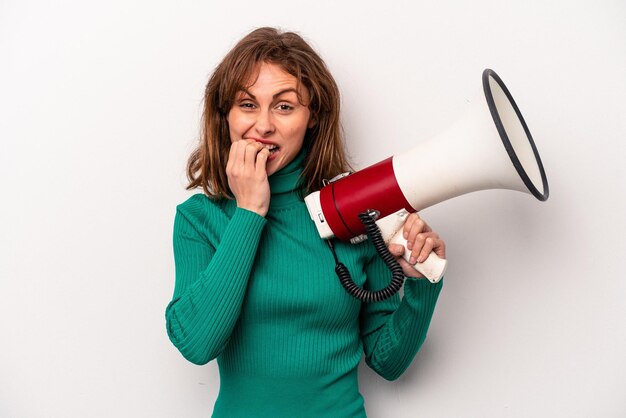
[319, 157, 414, 241]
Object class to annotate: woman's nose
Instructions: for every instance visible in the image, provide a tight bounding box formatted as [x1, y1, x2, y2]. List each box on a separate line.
[254, 110, 275, 136]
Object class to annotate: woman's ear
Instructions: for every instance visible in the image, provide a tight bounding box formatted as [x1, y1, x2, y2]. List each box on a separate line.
[307, 114, 317, 129]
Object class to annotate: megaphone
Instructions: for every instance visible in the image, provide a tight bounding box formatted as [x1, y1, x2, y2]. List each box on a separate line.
[305, 69, 549, 301]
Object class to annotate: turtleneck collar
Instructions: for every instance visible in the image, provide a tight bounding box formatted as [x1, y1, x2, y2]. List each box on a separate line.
[267, 148, 307, 209]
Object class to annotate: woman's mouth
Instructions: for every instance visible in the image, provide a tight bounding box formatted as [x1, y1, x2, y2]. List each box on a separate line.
[261, 143, 279, 159]
[263, 143, 279, 153]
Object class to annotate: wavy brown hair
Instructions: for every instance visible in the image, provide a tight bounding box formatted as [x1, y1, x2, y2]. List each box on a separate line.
[186, 27, 351, 198]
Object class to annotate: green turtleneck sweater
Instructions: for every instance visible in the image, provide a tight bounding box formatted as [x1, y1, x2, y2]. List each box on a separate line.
[165, 151, 443, 417]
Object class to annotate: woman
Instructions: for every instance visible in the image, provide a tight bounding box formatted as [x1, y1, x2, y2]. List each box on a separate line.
[165, 27, 445, 418]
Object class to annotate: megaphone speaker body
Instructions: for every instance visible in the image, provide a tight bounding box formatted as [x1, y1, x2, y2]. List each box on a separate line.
[304, 69, 549, 284]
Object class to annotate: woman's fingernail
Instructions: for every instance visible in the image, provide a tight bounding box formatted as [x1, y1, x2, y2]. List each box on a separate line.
[409, 256, 416, 264]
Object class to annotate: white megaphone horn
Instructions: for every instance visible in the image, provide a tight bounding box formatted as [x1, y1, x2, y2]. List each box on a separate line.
[305, 69, 549, 301]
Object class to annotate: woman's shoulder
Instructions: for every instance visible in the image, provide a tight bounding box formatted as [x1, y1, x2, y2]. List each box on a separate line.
[176, 192, 208, 210]
[176, 193, 234, 225]
[176, 193, 228, 211]
[174, 193, 235, 242]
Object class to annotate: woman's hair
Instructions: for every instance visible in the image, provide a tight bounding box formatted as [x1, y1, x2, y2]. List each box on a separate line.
[185, 26, 351, 198]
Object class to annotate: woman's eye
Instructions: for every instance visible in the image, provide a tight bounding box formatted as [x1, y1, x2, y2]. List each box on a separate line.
[239, 102, 255, 109]
[276, 103, 294, 111]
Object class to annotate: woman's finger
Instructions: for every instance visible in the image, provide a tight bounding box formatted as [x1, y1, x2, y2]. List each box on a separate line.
[228, 140, 248, 170]
[406, 215, 426, 252]
[387, 243, 405, 257]
[242, 140, 262, 169]
[408, 231, 439, 264]
[397, 257, 425, 279]
[255, 147, 270, 175]
[417, 235, 446, 263]
[402, 213, 418, 239]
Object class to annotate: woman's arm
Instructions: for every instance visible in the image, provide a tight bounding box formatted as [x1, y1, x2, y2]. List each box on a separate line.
[360, 213, 445, 380]
[165, 196, 266, 365]
[360, 269, 443, 380]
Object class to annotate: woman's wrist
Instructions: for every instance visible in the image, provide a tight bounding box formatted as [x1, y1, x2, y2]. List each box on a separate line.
[236, 202, 268, 217]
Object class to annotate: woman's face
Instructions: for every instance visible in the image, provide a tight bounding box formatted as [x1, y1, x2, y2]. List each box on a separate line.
[227, 62, 313, 176]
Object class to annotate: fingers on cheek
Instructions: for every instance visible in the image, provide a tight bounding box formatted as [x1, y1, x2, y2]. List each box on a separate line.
[246, 142, 265, 162]
[227, 142, 242, 171]
[228, 148, 246, 177]
[226, 145, 234, 167]
[244, 142, 256, 159]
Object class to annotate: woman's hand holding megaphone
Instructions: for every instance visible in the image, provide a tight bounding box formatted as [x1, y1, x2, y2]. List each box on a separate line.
[386, 213, 447, 280]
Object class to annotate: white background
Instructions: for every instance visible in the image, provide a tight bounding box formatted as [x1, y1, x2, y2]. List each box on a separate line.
[1, 0, 625, 417]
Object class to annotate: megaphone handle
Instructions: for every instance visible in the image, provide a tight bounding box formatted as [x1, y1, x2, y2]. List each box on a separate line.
[388, 230, 447, 283]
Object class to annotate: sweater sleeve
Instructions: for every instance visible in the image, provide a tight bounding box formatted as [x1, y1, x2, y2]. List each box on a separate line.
[165, 195, 267, 365]
[359, 251, 443, 381]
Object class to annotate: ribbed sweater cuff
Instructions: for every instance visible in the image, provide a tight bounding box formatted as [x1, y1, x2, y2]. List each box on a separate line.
[402, 277, 443, 312]
[224, 207, 267, 245]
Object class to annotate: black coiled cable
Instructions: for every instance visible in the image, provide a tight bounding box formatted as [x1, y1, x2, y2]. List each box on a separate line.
[327, 210, 405, 303]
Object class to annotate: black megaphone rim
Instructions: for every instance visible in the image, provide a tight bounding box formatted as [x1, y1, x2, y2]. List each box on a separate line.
[482, 68, 549, 201]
